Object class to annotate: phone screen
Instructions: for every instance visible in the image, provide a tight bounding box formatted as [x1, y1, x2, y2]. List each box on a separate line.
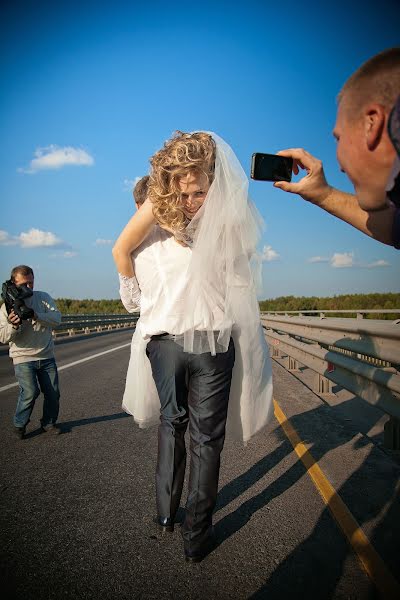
[251, 153, 293, 182]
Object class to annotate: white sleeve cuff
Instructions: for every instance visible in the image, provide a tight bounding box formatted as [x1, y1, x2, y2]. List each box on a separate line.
[119, 274, 141, 313]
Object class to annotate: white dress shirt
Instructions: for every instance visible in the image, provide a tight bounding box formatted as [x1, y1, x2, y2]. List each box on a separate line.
[119, 226, 229, 339]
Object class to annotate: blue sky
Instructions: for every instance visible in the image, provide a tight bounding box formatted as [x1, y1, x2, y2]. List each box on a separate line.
[1, 0, 399, 300]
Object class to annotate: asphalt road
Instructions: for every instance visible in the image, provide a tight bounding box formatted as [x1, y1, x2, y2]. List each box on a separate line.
[0, 329, 399, 599]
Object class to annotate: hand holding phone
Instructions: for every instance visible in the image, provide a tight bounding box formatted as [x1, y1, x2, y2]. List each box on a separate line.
[250, 153, 293, 182]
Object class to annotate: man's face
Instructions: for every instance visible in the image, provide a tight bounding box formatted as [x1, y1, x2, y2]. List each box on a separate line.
[14, 273, 34, 290]
[178, 171, 210, 219]
[333, 96, 391, 211]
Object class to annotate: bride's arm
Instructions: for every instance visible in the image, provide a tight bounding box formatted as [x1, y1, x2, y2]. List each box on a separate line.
[112, 198, 156, 277]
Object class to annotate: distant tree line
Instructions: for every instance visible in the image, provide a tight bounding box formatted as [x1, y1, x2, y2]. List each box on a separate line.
[51, 293, 400, 319]
[55, 298, 127, 315]
[259, 292, 400, 319]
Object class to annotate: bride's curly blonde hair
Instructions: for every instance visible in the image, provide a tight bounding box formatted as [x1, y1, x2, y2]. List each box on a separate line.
[149, 131, 216, 234]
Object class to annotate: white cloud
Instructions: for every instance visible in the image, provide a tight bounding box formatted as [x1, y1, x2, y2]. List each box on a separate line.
[260, 245, 280, 262]
[95, 238, 113, 246]
[1, 228, 69, 249]
[123, 176, 141, 192]
[308, 256, 329, 263]
[308, 251, 390, 269]
[17, 228, 63, 248]
[330, 252, 354, 268]
[366, 259, 390, 268]
[18, 145, 94, 174]
[0, 230, 17, 246]
[308, 252, 353, 268]
[49, 250, 78, 259]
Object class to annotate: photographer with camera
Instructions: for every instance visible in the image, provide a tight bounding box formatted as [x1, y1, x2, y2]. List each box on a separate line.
[0, 265, 61, 439]
[273, 48, 400, 248]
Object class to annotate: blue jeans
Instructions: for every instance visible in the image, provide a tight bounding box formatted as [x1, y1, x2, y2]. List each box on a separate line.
[13, 358, 60, 428]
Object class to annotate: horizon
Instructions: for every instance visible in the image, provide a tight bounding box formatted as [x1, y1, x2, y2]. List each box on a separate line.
[48, 291, 400, 302]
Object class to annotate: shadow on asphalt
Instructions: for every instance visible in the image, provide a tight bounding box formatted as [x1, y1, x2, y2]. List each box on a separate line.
[213, 339, 400, 598]
[22, 412, 131, 439]
[23, 427, 44, 440]
[56, 411, 130, 433]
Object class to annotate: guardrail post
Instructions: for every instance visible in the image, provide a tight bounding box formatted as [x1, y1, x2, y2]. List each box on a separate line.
[314, 373, 334, 395]
[384, 417, 400, 452]
[268, 339, 282, 358]
[288, 356, 300, 372]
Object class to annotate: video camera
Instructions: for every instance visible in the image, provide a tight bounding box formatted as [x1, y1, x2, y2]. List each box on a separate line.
[1, 280, 34, 321]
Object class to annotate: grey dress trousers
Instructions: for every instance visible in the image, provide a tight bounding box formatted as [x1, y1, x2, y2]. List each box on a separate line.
[146, 335, 235, 554]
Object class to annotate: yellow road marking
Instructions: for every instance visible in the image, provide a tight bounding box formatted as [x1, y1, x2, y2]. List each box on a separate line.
[273, 399, 400, 599]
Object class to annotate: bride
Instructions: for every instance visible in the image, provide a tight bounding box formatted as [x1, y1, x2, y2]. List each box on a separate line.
[113, 131, 273, 562]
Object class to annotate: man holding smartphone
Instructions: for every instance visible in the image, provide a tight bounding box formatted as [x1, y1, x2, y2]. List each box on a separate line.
[273, 47, 400, 249]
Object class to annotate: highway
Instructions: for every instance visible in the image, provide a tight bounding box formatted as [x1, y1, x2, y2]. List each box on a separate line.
[1, 329, 399, 599]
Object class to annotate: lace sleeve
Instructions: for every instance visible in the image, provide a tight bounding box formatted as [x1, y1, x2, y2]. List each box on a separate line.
[119, 274, 141, 313]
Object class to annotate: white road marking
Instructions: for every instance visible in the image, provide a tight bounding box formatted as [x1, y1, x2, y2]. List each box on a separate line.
[0, 343, 131, 393]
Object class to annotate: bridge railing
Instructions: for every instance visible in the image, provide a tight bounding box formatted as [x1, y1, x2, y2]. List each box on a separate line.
[52, 309, 400, 448]
[261, 310, 400, 450]
[53, 313, 138, 337]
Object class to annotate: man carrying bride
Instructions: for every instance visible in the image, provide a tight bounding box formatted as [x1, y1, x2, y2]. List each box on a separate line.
[113, 131, 273, 562]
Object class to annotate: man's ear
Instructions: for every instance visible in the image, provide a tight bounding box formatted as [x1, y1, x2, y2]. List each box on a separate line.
[365, 104, 386, 151]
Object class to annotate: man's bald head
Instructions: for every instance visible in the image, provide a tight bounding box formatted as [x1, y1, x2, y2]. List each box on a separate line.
[338, 47, 400, 119]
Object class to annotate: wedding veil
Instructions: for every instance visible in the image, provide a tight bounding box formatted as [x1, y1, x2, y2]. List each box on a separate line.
[175, 132, 265, 356]
[178, 132, 274, 441]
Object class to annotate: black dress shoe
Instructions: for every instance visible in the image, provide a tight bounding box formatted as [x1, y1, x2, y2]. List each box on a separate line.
[184, 535, 216, 563]
[185, 553, 205, 564]
[154, 516, 174, 533]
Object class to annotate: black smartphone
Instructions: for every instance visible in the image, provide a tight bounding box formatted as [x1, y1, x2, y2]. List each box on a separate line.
[250, 153, 293, 182]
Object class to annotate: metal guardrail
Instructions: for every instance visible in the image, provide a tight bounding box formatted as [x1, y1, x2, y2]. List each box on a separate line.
[51, 310, 400, 448]
[261, 310, 400, 449]
[261, 313, 400, 364]
[53, 313, 139, 337]
[260, 309, 400, 319]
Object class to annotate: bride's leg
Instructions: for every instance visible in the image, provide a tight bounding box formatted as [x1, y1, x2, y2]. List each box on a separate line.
[146, 338, 189, 522]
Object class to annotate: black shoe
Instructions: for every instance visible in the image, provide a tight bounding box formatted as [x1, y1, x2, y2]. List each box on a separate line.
[14, 426, 26, 440]
[184, 534, 216, 563]
[185, 540, 215, 563]
[154, 516, 174, 533]
[40, 424, 61, 435]
[185, 553, 205, 564]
